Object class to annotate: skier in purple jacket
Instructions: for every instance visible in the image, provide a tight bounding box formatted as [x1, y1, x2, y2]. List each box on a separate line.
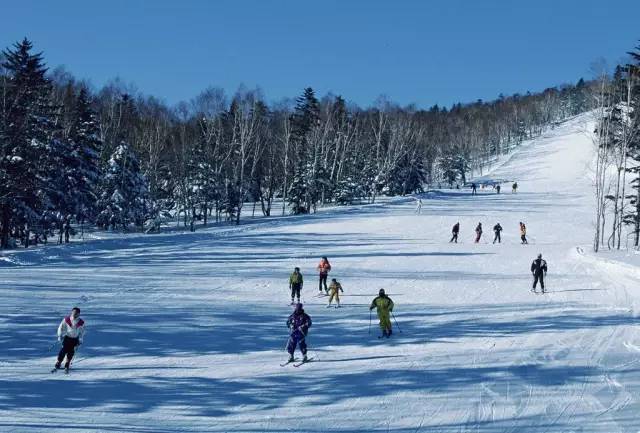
[286, 303, 312, 363]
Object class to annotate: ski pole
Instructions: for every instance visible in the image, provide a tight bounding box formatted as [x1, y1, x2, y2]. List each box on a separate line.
[368, 309, 372, 334]
[47, 339, 59, 352]
[391, 312, 402, 333]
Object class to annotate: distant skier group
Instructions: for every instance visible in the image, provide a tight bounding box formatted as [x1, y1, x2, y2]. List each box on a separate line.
[469, 181, 517, 195]
[450, 221, 528, 245]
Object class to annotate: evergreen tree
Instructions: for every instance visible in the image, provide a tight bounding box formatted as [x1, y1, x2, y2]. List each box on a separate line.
[287, 88, 321, 214]
[0, 39, 59, 247]
[386, 154, 427, 195]
[96, 142, 150, 230]
[287, 167, 309, 214]
[67, 87, 102, 224]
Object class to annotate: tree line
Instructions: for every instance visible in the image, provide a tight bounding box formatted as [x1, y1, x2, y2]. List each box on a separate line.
[0, 38, 596, 249]
[593, 42, 640, 251]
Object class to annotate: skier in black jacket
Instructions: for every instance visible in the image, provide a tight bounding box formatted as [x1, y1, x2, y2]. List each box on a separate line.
[450, 222, 460, 243]
[531, 254, 548, 293]
[493, 223, 503, 244]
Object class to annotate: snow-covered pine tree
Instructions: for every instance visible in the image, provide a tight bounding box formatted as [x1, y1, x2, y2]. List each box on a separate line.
[386, 154, 427, 195]
[287, 88, 320, 214]
[0, 39, 60, 248]
[335, 177, 364, 205]
[287, 166, 308, 214]
[96, 142, 150, 230]
[68, 87, 102, 225]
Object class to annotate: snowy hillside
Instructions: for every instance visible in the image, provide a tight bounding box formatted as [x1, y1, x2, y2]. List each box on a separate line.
[2, 112, 640, 432]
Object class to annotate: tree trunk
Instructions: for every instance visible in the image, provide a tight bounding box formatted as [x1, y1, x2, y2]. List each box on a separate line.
[0, 205, 10, 249]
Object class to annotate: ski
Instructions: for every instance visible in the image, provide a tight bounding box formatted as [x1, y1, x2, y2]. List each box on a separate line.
[294, 357, 314, 367]
[280, 359, 297, 367]
[50, 368, 58, 373]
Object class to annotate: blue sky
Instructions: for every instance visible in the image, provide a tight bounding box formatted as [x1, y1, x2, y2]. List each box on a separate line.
[2, 0, 639, 108]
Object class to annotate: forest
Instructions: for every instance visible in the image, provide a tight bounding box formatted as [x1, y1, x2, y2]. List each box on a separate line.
[0, 38, 596, 249]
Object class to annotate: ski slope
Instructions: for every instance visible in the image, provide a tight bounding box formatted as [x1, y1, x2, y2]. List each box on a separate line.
[2, 113, 640, 432]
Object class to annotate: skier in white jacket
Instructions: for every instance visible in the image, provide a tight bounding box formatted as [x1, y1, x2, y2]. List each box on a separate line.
[54, 307, 85, 371]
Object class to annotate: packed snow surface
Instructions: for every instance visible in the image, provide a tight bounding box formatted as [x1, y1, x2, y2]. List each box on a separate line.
[2, 113, 640, 432]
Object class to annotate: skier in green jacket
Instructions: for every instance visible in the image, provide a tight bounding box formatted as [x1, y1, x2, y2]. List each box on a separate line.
[289, 267, 303, 304]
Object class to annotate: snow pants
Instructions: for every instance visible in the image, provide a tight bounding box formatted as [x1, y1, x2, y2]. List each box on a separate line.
[319, 274, 328, 292]
[521, 235, 528, 244]
[291, 283, 301, 301]
[450, 233, 458, 243]
[287, 331, 307, 355]
[475, 232, 482, 243]
[493, 232, 501, 243]
[57, 336, 79, 368]
[329, 288, 340, 305]
[533, 273, 545, 290]
[377, 310, 392, 332]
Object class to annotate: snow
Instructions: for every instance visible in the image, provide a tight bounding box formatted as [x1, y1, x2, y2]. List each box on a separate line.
[2, 112, 640, 432]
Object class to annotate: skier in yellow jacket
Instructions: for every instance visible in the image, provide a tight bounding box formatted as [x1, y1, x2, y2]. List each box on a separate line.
[369, 289, 394, 338]
[327, 278, 344, 308]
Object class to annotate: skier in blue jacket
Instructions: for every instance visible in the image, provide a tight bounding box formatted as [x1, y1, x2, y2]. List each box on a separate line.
[286, 303, 312, 363]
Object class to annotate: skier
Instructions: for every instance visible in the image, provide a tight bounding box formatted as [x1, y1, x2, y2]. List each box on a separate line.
[531, 253, 548, 293]
[496, 184, 501, 194]
[493, 223, 503, 244]
[317, 257, 331, 294]
[289, 267, 303, 305]
[512, 182, 518, 193]
[369, 289, 394, 338]
[471, 183, 477, 195]
[286, 303, 312, 363]
[327, 278, 344, 308]
[54, 307, 85, 373]
[415, 197, 422, 214]
[519, 222, 528, 244]
[450, 222, 460, 243]
[475, 222, 483, 243]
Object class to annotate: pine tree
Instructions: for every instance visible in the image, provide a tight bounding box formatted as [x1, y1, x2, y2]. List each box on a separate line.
[287, 88, 321, 214]
[67, 87, 102, 224]
[96, 142, 150, 230]
[0, 39, 59, 247]
[287, 167, 308, 214]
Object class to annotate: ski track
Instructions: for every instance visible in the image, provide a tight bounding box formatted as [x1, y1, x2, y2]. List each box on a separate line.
[2, 112, 640, 432]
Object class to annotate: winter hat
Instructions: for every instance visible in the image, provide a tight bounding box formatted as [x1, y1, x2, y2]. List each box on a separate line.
[295, 303, 304, 313]
[379, 288, 385, 296]
[537, 253, 542, 259]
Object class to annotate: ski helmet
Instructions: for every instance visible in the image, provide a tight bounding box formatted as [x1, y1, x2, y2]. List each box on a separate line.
[379, 288, 385, 296]
[537, 253, 542, 259]
[295, 303, 304, 313]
